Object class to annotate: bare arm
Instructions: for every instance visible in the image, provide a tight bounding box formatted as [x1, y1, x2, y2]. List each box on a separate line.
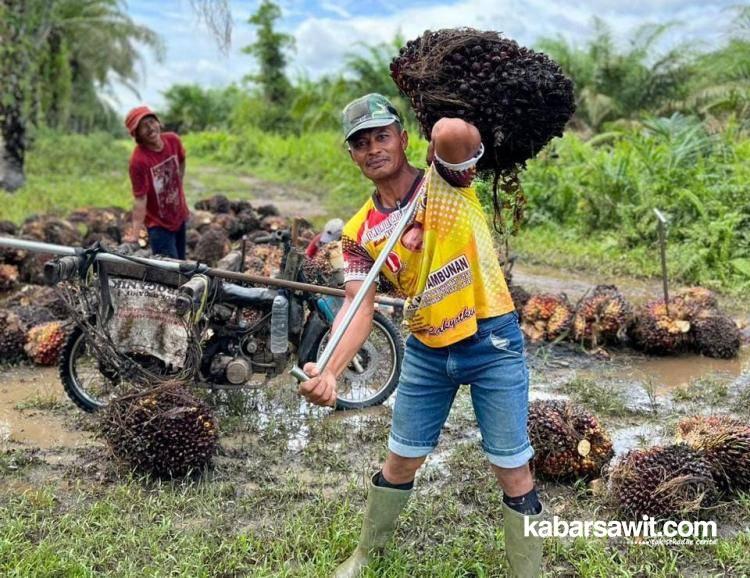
[299, 280, 376, 406]
[430, 117, 482, 163]
[125, 196, 147, 242]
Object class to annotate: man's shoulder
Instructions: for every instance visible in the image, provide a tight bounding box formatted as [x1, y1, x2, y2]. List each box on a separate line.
[342, 197, 376, 240]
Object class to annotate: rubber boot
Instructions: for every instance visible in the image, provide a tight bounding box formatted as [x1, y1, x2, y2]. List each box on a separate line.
[502, 502, 544, 578]
[333, 474, 412, 578]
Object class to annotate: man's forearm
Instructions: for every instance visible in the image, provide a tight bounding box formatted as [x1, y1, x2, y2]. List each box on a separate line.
[324, 298, 374, 378]
[131, 198, 147, 233]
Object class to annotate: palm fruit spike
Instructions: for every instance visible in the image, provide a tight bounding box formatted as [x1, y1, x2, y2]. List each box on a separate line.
[521, 293, 573, 342]
[0, 309, 27, 364]
[101, 381, 219, 478]
[0, 264, 20, 293]
[629, 297, 692, 355]
[527, 399, 614, 480]
[676, 287, 719, 318]
[676, 415, 750, 494]
[691, 314, 741, 359]
[572, 285, 632, 347]
[24, 321, 68, 366]
[608, 444, 718, 519]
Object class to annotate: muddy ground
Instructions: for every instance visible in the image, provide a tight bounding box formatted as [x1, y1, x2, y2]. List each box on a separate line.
[2, 264, 749, 576]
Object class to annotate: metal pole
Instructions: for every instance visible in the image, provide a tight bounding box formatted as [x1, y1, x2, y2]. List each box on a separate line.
[289, 185, 423, 383]
[0, 236, 406, 308]
[653, 208, 670, 316]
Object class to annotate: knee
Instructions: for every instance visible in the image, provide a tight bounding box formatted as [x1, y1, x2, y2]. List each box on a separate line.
[383, 453, 426, 484]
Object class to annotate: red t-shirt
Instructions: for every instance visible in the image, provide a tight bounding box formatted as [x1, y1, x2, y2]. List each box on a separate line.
[129, 132, 190, 231]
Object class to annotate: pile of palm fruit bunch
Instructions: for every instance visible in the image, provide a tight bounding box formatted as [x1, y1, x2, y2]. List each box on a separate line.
[390, 28, 575, 231]
[607, 444, 719, 519]
[100, 381, 219, 478]
[628, 287, 741, 358]
[527, 399, 614, 480]
[675, 415, 750, 495]
[520, 293, 574, 342]
[571, 285, 633, 348]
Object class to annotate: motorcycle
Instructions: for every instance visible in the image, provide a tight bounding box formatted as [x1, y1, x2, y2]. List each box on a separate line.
[43, 230, 404, 412]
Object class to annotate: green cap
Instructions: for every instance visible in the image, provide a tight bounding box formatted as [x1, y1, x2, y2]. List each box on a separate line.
[342, 93, 402, 141]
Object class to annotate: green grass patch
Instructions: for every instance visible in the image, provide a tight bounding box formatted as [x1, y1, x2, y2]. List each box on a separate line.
[559, 377, 632, 417]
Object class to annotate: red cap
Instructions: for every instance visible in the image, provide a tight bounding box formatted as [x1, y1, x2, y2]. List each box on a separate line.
[124, 106, 159, 136]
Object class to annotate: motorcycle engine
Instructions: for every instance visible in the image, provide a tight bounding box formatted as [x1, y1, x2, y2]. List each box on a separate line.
[209, 354, 252, 385]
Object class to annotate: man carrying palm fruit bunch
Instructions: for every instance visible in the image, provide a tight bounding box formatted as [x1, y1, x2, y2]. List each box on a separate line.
[299, 28, 574, 578]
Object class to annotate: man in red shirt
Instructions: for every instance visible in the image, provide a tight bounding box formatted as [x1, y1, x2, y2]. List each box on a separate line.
[123, 106, 190, 259]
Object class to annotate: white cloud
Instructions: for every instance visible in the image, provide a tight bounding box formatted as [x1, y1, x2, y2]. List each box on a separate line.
[114, 0, 738, 115]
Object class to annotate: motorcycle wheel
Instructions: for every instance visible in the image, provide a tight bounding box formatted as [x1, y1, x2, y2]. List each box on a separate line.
[59, 324, 166, 412]
[302, 311, 404, 410]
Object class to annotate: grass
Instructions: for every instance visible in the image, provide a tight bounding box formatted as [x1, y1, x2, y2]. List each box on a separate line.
[558, 377, 633, 417]
[14, 391, 67, 412]
[672, 376, 730, 407]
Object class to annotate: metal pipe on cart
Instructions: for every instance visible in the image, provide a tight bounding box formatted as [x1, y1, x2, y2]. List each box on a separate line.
[289, 190, 421, 383]
[0, 235, 406, 308]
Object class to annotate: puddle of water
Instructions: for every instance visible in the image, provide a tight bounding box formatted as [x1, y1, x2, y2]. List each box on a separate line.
[625, 348, 750, 393]
[0, 365, 90, 449]
[610, 423, 665, 456]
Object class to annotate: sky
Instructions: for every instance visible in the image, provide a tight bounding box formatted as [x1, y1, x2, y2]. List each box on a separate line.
[115, 0, 742, 115]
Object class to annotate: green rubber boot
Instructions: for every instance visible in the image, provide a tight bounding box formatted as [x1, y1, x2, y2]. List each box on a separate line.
[333, 475, 412, 578]
[502, 502, 544, 578]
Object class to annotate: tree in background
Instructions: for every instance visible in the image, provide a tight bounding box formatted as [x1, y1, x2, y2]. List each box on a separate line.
[0, 0, 161, 191]
[537, 18, 692, 133]
[162, 84, 243, 133]
[243, 0, 294, 106]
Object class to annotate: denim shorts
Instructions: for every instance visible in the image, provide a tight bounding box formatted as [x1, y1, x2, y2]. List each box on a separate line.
[389, 312, 534, 468]
[147, 221, 186, 260]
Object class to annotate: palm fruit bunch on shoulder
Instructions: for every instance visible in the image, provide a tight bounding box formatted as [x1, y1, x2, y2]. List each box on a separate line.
[509, 285, 531, 321]
[301, 241, 344, 286]
[390, 29, 575, 174]
[691, 314, 741, 359]
[521, 293, 573, 342]
[676, 415, 750, 495]
[629, 297, 692, 355]
[0, 263, 20, 294]
[193, 226, 231, 266]
[607, 444, 718, 519]
[100, 381, 219, 478]
[0, 309, 27, 364]
[24, 321, 69, 365]
[572, 285, 632, 347]
[528, 399, 614, 480]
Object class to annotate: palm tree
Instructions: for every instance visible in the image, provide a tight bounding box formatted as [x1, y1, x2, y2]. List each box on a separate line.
[0, 0, 162, 191]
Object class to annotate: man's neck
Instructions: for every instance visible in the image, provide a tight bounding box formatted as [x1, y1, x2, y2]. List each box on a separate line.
[374, 164, 420, 209]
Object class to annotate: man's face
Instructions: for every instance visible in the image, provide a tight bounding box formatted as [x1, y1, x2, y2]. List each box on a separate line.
[136, 115, 161, 144]
[347, 123, 408, 181]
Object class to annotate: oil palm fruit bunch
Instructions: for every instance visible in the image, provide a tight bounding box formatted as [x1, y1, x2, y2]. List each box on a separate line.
[509, 285, 531, 321]
[193, 226, 231, 266]
[390, 28, 574, 174]
[195, 194, 232, 214]
[4, 286, 69, 320]
[629, 298, 692, 355]
[0, 309, 27, 363]
[244, 244, 283, 278]
[24, 321, 68, 365]
[521, 293, 573, 342]
[608, 444, 718, 519]
[676, 415, 750, 494]
[676, 287, 719, 318]
[20, 215, 81, 246]
[101, 381, 219, 478]
[528, 399, 614, 480]
[0, 264, 19, 294]
[572, 285, 632, 347]
[691, 314, 741, 359]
